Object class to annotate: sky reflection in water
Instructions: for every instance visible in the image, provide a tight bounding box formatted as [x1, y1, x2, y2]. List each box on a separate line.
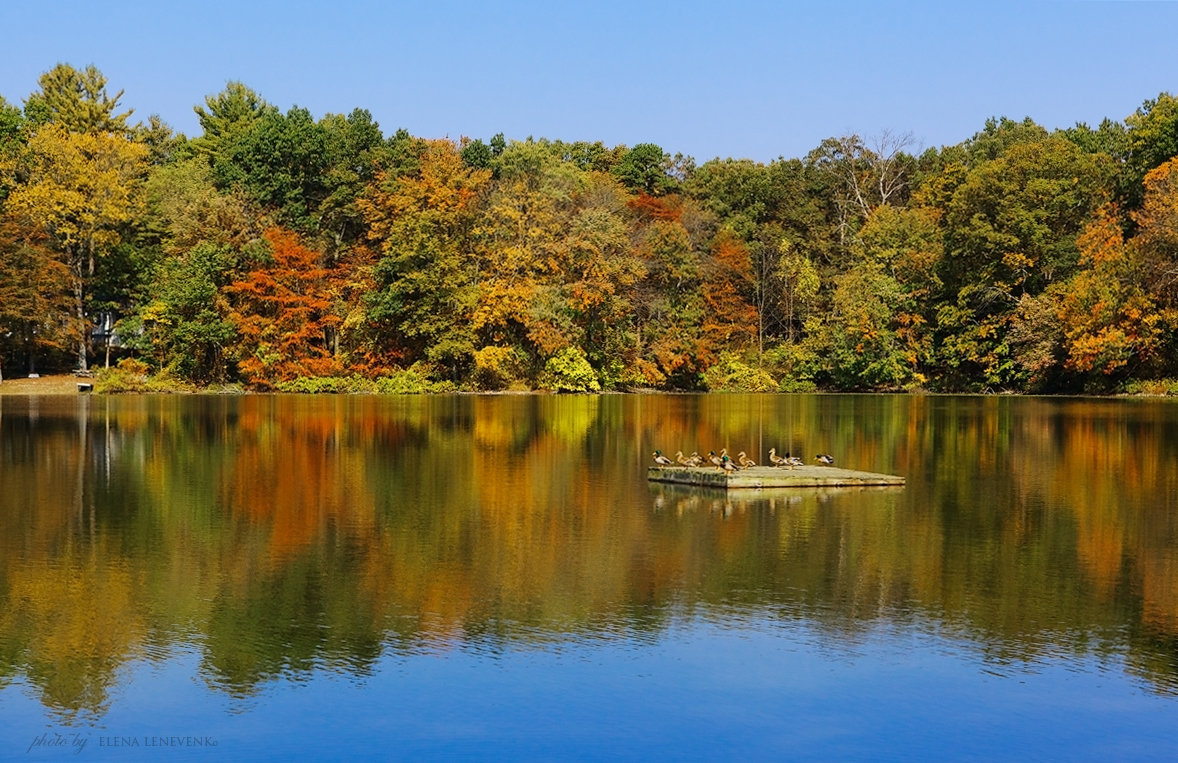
[9, 620, 1175, 761]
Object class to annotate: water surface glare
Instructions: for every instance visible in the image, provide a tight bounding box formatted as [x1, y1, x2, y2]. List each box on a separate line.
[1, 393, 1176, 760]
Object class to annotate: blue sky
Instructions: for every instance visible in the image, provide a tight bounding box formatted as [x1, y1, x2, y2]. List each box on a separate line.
[1, 1, 1175, 163]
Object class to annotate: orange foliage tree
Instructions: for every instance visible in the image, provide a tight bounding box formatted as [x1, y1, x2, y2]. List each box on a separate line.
[224, 227, 343, 386]
[1059, 206, 1165, 376]
[626, 192, 682, 222]
[0, 215, 77, 379]
[697, 229, 758, 365]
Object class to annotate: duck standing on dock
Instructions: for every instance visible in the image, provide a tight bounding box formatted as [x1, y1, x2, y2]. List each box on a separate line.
[785, 452, 804, 469]
[653, 450, 675, 466]
[815, 453, 835, 465]
[720, 455, 739, 473]
[708, 450, 725, 468]
[768, 448, 787, 467]
[738, 451, 757, 468]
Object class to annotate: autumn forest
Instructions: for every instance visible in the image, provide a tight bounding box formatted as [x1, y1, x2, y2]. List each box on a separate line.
[3, 63, 1178, 393]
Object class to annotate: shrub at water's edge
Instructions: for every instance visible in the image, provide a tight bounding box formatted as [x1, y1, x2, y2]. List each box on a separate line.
[701, 353, 777, 392]
[538, 348, 601, 393]
[1121, 378, 1178, 396]
[273, 367, 457, 394]
[94, 359, 195, 393]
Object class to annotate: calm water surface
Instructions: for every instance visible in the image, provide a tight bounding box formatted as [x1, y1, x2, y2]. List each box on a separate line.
[1, 393, 1176, 760]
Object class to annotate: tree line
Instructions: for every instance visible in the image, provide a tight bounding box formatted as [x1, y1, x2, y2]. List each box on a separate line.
[2, 63, 1178, 393]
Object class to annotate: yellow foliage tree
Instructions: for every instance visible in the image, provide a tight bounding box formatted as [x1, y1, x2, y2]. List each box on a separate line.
[472, 141, 582, 360]
[356, 139, 490, 375]
[3, 124, 148, 369]
[1060, 206, 1165, 375]
[1133, 157, 1178, 310]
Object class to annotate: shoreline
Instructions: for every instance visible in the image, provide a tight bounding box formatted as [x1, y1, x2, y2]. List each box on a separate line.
[0, 375, 87, 395]
[0, 373, 1173, 398]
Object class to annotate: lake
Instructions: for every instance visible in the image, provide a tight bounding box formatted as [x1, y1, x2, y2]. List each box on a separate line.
[1, 393, 1176, 760]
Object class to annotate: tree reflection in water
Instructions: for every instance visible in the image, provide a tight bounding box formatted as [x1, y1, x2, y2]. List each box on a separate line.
[1, 392, 1177, 721]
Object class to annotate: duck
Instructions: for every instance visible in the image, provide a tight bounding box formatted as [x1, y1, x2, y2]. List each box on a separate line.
[784, 452, 804, 469]
[687, 452, 705, 467]
[720, 454, 739, 473]
[737, 451, 757, 468]
[675, 451, 694, 467]
[652, 450, 675, 466]
[815, 453, 835, 465]
[708, 450, 725, 468]
[768, 447, 788, 467]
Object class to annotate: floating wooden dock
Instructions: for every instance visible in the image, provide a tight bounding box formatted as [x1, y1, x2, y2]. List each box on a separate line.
[647, 464, 905, 489]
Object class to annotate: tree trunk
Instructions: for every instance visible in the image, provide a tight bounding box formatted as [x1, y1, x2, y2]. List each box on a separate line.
[24, 322, 37, 376]
[74, 253, 88, 372]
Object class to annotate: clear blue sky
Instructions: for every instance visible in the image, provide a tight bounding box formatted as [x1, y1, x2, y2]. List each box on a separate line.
[1, 0, 1175, 163]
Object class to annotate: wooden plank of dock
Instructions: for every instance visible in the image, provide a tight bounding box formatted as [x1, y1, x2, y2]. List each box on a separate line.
[647, 464, 905, 489]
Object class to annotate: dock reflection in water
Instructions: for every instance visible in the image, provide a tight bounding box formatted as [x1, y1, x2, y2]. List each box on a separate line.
[649, 481, 907, 518]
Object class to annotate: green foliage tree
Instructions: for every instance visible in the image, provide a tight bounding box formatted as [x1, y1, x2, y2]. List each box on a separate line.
[141, 157, 262, 254]
[776, 241, 820, 343]
[318, 108, 388, 258]
[461, 138, 493, 169]
[1062, 118, 1133, 206]
[190, 81, 274, 161]
[24, 63, 133, 135]
[0, 96, 22, 149]
[557, 172, 644, 385]
[960, 116, 1049, 164]
[810, 261, 914, 389]
[131, 114, 184, 166]
[1125, 93, 1178, 205]
[0, 96, 24, 203]
[358, 139, 490, 379]
[934, 134, 1112, 388]
[613, 143, 675, 195]
[685, 158, 775, 238]
[856, 204, 942, 380]
[134, 242, 237, 383]
[213, 106, 329, 235]
[557, 140, 626, 173]
[1063, 118, 1129, 162]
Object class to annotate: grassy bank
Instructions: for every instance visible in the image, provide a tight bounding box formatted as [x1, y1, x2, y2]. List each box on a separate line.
[0, 375, 87, 395]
